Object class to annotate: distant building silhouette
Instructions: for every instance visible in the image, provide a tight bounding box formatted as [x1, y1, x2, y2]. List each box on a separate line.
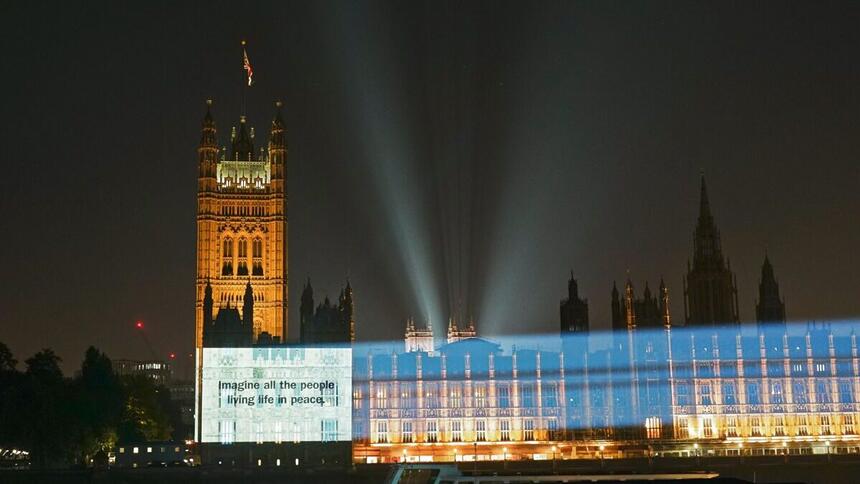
[756, 254, 786, 327]
[611, 279, 671, 331]
[560, 272, 589, 333]
[299, 278, 355, 344]
[683, 176, 739, 326]
[201, 280, 255, 347]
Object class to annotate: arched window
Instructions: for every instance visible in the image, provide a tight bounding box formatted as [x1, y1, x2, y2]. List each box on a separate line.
[252, 238, 264, 276]
[222, 238, 234, 275]
[237, 238, 249, 276]
[238, 238, 247, 258]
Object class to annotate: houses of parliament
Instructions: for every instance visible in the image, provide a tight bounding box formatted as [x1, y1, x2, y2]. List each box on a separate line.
[195, 100, 353, 350]
[191, 100, 860, 467]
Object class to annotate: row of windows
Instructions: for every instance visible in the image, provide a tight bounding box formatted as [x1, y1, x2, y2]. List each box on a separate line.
[218, 419, 340, 445]
[690, 360, 837, 378]
[369, 383, 559, 409]
[221, 205, 268, 217]
[682, 380, 854, 406]
[223, 238, 263, 258]
[374, 418, 557, 444]
[222, 238, 264, 276]
[678, 414, 856, 439]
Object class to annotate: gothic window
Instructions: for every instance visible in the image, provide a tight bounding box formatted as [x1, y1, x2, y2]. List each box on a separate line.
[375, 385, 388, 409]
[523, 419, 535, 441]
[425, 384, 440, 409]
[474, 385, 486, 407]
[498, 385, 510, 408]
[375, 421, 388, 444]
[820, 415, 832, 435]
[450, 384, 462, 408]
[645, 417, 662, 439]
[252, 238, 264, 276]
[770, 381, 785, 404]
[221, 238, 234, 275]
[816, 381, 832, 403]
[450, 420, 462, 442]
[521, 383, 535, 408]
[725, 416, 738, 438]
[426, 420, 438, 443]
[702, 417, 714, 438]
[499, 420, 510, 441]
[793, 381, 809, 404]
[401, 421, 412, 443]
[723, 382, 737, 405]
[321, 419, 338, 442]
[475, 420, 486, 442]
[237, 238, 248, 276]
[699, 384, 713, 406]
[400, 384, 414, 408]
[774, 416, 786, 436]
[839, 380, 854, 404]
[547, 418, 559, 440]
[750, 416, 762, 437]
[542, 382, 558, 407]
[746, 382, 761, 405]
[843, 414, 855, 435]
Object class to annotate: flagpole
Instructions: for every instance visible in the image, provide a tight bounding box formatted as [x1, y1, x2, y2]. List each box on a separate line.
[241, 40, 247, 118]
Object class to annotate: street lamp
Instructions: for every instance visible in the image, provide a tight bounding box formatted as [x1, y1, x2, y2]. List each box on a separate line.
[598, 444, 605, 467]
[503, 447, 508, 470]
[551, 446, 558, 473]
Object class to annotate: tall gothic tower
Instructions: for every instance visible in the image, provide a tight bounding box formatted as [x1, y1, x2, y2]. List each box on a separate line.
[195, 100, 288, 347]
[756, 254, 786, 326]
[683, 176, 739, 326]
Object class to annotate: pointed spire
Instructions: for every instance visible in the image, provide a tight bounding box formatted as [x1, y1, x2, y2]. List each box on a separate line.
[231, 115, 256, 161]
[699, 173, 712, 223]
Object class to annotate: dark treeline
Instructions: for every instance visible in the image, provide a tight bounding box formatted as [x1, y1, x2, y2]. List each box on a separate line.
[0, 342, 184, 468]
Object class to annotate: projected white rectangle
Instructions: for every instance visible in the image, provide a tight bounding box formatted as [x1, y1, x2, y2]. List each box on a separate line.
[199, 347, 352, 444]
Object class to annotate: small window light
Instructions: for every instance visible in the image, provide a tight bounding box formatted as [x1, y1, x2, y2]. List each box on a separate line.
[133, 447, 139, 454]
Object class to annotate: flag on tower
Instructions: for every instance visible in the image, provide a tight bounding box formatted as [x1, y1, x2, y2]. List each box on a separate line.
[243, 46, 253, 86]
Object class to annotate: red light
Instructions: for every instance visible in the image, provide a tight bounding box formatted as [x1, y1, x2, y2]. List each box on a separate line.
[169, 353, 176, 359]
[135, 321, 144, 329]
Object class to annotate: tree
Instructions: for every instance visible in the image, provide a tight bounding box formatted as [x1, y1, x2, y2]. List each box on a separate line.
[117, 375, 173, 443]
[20, 349, 72, 468]
[0, 342, 23, 448]
[0, 342, 16, 372]
[69, 347, 124, 464]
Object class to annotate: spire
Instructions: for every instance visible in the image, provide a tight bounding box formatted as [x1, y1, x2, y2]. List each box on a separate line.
[200, 100, 217, 147]
[231, 116, 256, 161]
[567, 270, 578, 299]
[756, 254, 786, 326]
[243, 280, 254, 328]
[698, 174, 712, 223]
[203, 280, 214, 328]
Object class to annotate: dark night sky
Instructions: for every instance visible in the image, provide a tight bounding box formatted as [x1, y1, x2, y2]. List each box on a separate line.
[1, 1, 859, 373]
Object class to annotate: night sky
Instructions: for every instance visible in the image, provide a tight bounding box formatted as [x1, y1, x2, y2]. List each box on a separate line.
[1, 1, 859, 373]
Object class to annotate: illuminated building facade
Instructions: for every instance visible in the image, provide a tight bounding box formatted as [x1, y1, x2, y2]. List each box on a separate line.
[353, 322, 860, 463]
[195, 101, 288, 347]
